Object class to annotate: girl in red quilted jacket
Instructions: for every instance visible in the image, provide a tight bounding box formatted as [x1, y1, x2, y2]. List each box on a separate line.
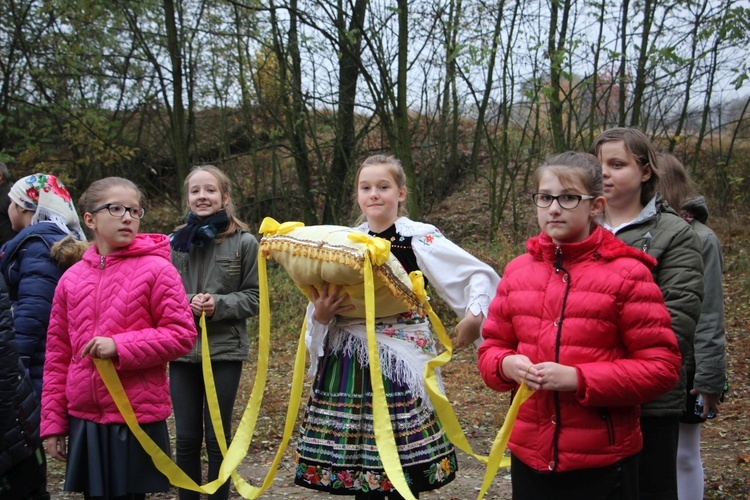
[41, 177, 197, 500]
[477, 152, 682, 499]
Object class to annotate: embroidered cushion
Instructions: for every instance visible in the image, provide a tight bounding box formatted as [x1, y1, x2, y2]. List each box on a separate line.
[259, 224, 422, 318]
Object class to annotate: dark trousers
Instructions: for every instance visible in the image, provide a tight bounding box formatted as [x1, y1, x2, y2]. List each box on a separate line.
[510, 453, 639, 500]
[170, 360, 243, 500]
[638, 415, 680, 500]
[0, 448, 49, 499]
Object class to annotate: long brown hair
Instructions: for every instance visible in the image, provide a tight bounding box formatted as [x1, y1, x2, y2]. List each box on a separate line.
[656, 153, 697, 211]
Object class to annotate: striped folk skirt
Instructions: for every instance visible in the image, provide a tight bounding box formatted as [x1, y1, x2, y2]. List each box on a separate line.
[294, 332, 457, 496]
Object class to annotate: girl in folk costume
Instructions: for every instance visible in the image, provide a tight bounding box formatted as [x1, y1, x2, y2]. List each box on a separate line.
[42, 177, 196, 499]
[590, 129, 704, 500]
[0, 173, 87, 397]
[169, 165, 260, 500]
[295, 155, 500, 499]
[478, 152, 682, 499]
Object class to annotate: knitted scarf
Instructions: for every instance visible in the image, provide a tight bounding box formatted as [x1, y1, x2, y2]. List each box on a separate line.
[170, 210, 229, 253]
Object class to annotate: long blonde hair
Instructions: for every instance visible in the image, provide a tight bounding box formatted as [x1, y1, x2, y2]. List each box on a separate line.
[178, 165, 249, 241]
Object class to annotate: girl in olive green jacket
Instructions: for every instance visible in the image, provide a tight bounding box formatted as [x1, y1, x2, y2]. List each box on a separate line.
[591, 128, 704, 500]
[169, 165, 259, 500]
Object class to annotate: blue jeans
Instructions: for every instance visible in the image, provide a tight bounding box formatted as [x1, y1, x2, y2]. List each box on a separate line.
[170, 361, 243, 500]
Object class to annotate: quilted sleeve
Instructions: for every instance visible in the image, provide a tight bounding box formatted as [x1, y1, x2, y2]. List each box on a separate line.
[112, 262, 197, 370]
[0, 276, 18, 432]
[40, 278, 72, 438]
[9, 238, 61, 367]
[575, 262, 682, 407]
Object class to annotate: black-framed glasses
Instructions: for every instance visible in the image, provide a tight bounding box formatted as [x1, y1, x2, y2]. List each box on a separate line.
[531, 193, 596, 210]
[90, 203, 146, 219]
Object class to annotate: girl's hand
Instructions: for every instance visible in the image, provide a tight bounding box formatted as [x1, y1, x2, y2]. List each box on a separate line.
[46, 435, 67, 462]
[310, 283, 354, 324]
[534, 361, 578, 392]
[691, 389, 721, 418]
[191, 293, 216, 317]
[454, 312, 484, 348]
[82, 337, 118, 359]
[501, 354, 542, 390]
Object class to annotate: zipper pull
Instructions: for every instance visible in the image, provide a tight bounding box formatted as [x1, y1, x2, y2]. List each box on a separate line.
[642, 231, 652, 253]
[99, 255, 105, 269]
[555, 246, 563, 274]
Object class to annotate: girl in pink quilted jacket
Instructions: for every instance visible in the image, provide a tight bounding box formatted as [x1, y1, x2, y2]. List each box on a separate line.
[477, 152, 682, 499]
[41, 177, 197, 499]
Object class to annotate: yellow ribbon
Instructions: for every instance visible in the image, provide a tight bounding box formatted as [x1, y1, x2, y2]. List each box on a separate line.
[93, 248, 308, 498]
[347, 232, 391, 266]
[476, 383, 536, 499]
[258, 216, 304, 236]
[363, 252, 417, 500]
[408, 271, 489, 465]
[95, 358, 226, 493]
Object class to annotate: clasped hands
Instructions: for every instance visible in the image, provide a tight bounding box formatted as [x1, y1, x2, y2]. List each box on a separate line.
[502, 354, 578, 392]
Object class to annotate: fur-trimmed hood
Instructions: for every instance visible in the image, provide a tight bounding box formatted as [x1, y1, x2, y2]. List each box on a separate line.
[50, 234, 91, 270]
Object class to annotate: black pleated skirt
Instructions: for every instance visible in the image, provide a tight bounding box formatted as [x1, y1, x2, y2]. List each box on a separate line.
[64, 416, 171, 496]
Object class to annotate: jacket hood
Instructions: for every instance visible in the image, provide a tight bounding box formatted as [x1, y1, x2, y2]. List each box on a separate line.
[0, 222, 80, 266]
[82, 233, 171, 266]
[50, 235, 91, 269]
[681, 196, 709, 224]
[527, 224, 657, 269]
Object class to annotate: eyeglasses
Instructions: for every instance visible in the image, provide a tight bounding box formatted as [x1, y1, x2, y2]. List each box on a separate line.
[90, 203, 146, 219]
[531, 193, 596, 210]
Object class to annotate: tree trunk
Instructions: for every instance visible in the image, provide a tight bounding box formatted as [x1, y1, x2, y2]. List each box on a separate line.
[394, 0, 418, 217]
[618, 0, 630, 126]
[629, 0, 654, 128]
[163, 0, 190, 198]
[323, 0, 369, 224]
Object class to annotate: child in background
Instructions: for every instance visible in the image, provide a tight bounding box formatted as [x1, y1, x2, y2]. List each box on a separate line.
[0, 274, 48, 499]
[590, 128, 704, 500]
[42, 177, 197, 499]
[0, 173, 87, 397]
[657, 152, 727, 500]
[169, 165, 260, 500]
[478, 152, 681, 499]
[295, 154, 500, 499]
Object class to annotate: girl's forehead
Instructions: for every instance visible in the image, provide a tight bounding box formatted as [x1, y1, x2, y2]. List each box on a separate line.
[358, 165, 395, 182]
[600, 140, 630, 157]
[538, 168, 587, 191]
[99, 185, 139, 203]
[188, 170, 220, 186]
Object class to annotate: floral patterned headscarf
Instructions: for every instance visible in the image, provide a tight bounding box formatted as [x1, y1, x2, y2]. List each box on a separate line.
[8, 173, 85, 240]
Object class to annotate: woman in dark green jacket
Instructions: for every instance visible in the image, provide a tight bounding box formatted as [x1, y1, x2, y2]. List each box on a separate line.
[591, 128, 704, 500]
[169, 165, 260, 500]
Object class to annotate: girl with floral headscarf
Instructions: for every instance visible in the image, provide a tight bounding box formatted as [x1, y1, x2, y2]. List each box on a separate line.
[0, 173, 87, 396]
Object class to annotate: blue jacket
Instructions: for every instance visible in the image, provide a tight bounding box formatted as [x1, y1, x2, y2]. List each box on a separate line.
[0, 223, 79, 395]
[0, 274, 42, 476]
